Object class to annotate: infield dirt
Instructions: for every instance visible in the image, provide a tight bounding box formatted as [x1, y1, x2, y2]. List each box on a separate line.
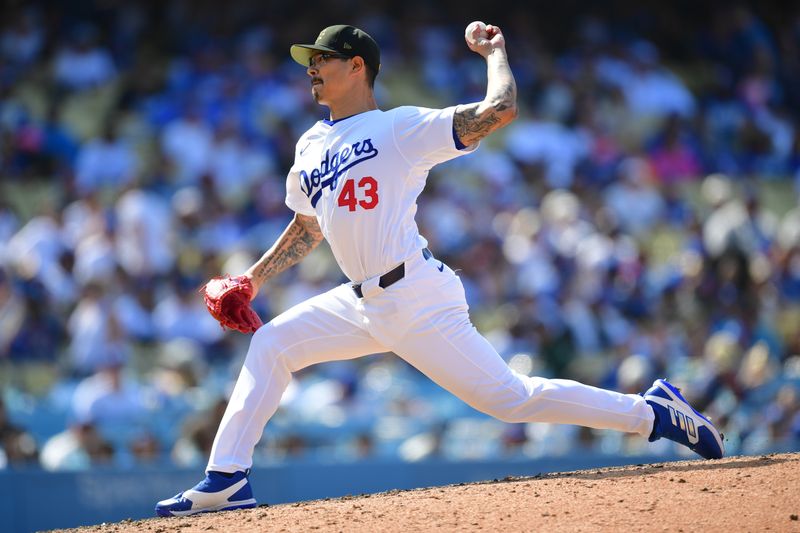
[54, 452, 799, 532]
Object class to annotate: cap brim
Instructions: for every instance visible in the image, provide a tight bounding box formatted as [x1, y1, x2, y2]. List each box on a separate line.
[290, 44, 340, 67]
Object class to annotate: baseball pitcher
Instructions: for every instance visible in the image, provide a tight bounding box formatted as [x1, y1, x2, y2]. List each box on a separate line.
[156, 23, 724, 517]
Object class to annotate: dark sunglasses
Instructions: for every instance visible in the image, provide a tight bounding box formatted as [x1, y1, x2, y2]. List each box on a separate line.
[309, 52, 350, 68]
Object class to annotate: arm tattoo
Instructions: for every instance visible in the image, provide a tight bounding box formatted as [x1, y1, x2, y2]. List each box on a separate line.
[453, 103, 502, 145]
[250, 214, 323, 286]
[491, 83, 516, 113]
[454, 50, 518, 146]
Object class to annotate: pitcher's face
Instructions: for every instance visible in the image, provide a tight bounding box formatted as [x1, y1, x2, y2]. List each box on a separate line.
[307, 52, 355, 105]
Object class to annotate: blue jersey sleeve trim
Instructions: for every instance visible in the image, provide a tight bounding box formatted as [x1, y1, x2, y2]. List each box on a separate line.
[452, 126, 467, 150]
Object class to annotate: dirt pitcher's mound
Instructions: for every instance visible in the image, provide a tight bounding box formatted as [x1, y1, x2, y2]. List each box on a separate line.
[61, 453, 799, 532]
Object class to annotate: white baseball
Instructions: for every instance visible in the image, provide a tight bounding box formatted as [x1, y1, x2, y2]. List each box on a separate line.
[465, 21, 488, 46]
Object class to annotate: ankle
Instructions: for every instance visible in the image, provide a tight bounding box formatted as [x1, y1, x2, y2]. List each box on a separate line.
[647, 404, 660, 441]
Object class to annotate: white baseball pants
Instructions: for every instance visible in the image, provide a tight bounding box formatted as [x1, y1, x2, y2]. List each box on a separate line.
[207, 251, 655, 473]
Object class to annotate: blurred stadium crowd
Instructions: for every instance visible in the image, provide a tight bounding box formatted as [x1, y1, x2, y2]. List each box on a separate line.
[1, 0, 799, 471]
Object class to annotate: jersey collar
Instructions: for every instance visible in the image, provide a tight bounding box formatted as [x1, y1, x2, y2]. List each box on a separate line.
[320, 109, 379, 126]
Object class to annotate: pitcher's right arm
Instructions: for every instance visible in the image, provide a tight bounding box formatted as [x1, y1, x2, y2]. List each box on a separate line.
[453, 23, 518, 147]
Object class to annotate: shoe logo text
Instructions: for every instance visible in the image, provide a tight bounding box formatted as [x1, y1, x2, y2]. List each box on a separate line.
[668, 405, 698, 444]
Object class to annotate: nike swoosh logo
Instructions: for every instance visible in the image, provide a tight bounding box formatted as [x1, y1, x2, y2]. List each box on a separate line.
[437, 262, 444, 272]
[300, 143, 311, 155]
[183, 478, 248, 509]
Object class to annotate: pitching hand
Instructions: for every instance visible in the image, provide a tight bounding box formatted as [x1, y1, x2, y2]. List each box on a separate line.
[465, 23, 506, 57]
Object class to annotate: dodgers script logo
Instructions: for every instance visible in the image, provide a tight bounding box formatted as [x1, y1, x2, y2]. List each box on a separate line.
[300, 138, 379, 207]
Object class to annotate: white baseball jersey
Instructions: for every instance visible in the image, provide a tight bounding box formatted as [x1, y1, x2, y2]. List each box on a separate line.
[206, 105, 657, 477]
[285, 106, 475, 283]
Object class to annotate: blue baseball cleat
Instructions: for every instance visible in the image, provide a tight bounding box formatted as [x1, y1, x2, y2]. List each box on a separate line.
[155, 470, 257, 517]
[644, 379, 725, 460]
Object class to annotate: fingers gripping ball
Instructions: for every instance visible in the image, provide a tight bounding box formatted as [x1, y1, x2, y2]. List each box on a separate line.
[465, 21, 488, 47]
[202, 275, 263, 334]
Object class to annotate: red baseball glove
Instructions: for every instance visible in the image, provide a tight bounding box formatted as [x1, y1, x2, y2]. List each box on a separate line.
[201, 275, 263, 334]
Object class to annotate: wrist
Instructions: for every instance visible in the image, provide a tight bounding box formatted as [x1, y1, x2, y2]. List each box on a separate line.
[243, 269, 259, 285]
[486, 47, 507, 59]
[246, 273, 263, 296]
